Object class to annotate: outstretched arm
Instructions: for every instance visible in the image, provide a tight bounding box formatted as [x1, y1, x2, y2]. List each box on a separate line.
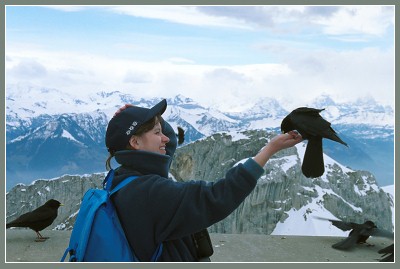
[253, 131, 302, 167]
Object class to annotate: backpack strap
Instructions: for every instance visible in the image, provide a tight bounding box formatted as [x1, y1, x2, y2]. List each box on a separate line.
[103, 169, 138, 194]
[151, 244, 163, 262]
[110, 176, 138, 196]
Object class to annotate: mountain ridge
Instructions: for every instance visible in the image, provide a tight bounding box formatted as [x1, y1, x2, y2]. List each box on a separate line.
[6, 85, 394, 189]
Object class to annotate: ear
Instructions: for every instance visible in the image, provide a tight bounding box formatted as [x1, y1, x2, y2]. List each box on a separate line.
[129, 136, 141, 150]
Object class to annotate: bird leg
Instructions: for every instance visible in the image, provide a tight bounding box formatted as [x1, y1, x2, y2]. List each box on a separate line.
[34, 231, 49, 242]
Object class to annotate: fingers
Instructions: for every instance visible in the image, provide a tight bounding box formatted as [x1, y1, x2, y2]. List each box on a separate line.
[277, 132, 302, 149]
[287, 131, 302, 141]
[114, 104, 133, 117]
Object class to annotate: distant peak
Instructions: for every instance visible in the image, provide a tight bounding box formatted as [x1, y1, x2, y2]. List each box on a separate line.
[171, 94, 195, 104]
[312, 94, 336, 107]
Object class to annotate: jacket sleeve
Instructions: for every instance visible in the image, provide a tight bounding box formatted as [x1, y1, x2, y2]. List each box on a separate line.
[149, 158, 264, 242]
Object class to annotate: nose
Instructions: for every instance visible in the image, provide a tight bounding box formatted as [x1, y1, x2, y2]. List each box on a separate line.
[162, 133, 170, 143]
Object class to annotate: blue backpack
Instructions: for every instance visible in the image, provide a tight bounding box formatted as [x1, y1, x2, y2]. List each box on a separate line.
[61, 169, 163, 262]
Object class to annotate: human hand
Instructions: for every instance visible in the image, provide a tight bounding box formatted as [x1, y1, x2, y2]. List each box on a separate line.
[252, 131, 303, 167]
[113, 104, 133, 117]
[268, 131, 303, 153]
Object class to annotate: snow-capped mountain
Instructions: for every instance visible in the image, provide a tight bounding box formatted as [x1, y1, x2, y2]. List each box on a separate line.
[5, 84, 394, 190]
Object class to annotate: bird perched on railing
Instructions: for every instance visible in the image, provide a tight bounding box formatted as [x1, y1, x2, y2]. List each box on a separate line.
[6, 199, 63, 242]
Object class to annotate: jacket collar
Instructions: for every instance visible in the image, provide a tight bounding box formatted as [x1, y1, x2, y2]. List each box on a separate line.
[114, 150, 171, 178]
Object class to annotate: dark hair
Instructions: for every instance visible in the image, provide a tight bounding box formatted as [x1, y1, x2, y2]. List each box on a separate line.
[105, 114, 163, 170]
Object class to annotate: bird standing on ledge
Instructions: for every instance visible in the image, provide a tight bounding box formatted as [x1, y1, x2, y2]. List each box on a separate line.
[314, 217, 394, 250]
[6, 199, 63, 242]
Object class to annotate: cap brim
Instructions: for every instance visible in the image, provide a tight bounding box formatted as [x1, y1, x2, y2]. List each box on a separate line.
[149, 99, 167, 118]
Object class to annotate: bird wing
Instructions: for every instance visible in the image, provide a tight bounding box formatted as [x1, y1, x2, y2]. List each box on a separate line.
[289, 108, 331, 138]
[330, 220, 357, 231]
[313, 216, 354, 231]
[7, 211, 34, 226]
[7, 207, 56, 227]
[378, 244, 394, 262]
[332, 229, 361, 250]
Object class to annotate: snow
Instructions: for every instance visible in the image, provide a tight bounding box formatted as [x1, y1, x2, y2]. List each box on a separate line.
[295, 143, 353, 183]
[276, 155, 298, 173]
[272, 184, 396, 237]
[381, 185, 394, 197]
[59, 129, 85, 146]
[271, 200, 349, 237]
[230, 131, 249, 142]
[6, 84, 394, 133]
[61, 130, 75, 140]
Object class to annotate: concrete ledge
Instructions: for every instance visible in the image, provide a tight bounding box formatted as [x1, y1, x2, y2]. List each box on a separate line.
[6, 230, 393, 263]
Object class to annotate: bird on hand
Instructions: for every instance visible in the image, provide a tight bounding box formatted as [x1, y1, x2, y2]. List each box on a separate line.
[281, 107, 348, 178]
[6, 199, 63, 242]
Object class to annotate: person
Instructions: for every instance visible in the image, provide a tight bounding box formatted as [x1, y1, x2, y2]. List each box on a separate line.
[105, 99, 302, 262]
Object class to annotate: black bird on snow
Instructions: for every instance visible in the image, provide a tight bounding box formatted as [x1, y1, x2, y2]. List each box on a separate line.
[314, 217, 394, 250]
[281, 107, 348, 178]
[6, 199, 63, 242]
[176, 126, 185, 145]
[378, 243, 394, 262]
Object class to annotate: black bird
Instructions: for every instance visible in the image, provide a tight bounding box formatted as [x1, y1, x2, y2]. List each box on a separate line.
[314, 217, 394, 250]
[6, 199, 63, 242]
[281, 107, 348, 178]
[378, 243, 394, 262]
[176, 126, 185, 145]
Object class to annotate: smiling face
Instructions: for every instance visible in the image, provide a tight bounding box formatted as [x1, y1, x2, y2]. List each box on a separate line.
[129, 119, 170, 155]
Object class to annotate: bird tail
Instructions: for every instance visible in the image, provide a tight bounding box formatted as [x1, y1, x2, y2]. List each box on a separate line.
[302, 138, 324, 178]
[327, 128, 348, 147]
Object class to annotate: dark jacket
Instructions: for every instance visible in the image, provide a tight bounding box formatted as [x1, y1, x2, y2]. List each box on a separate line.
[111, 121, 264, 262]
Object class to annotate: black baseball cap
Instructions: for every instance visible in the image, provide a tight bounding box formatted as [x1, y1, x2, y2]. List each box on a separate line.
[105, 99, 167, 152]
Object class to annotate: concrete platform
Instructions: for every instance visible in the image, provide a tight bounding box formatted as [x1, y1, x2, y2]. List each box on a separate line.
[5, 229, 394, 263]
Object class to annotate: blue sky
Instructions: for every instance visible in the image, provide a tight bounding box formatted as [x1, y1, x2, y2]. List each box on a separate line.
[5, 5, 395, 111]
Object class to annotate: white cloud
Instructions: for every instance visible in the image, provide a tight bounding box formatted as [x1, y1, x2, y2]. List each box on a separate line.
[6, 5, 394, 111]
[6, 44, 394, 111]
[8, 59, 47, 78]
[43, 5, 89, 12]
[103, 5, 394, 37]
[108, 5, 250, 29]
[310, 6, 394, 36]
